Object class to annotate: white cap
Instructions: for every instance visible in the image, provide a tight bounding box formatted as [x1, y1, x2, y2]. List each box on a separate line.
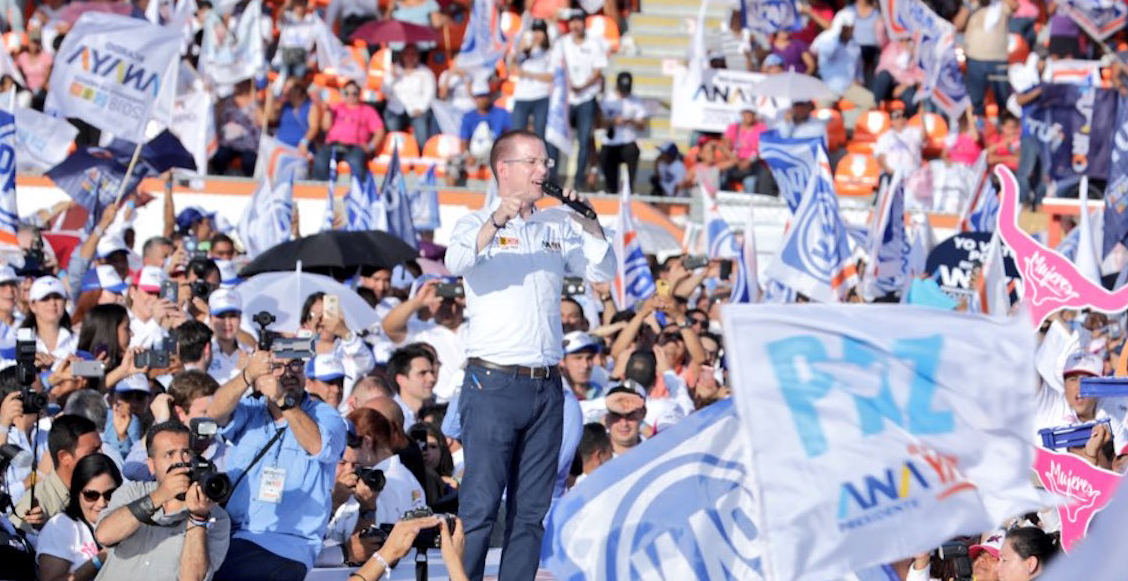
[133, 266, 167, 293]
[96, 235, 130, 259]
[563, 331, 602, 355]
[115, 373, 151, 394]
[305, 353, 345, 381]
[834, 10, 856, 28]
[82, 264, 128, 294]
[29, 276, 67, 302]
[471, 77, 491, 96]
[214, 259, 242, 288]
[208, 288, 243, 316]
[0, 265, 16, 285]
[1064, 351, 1103, 378]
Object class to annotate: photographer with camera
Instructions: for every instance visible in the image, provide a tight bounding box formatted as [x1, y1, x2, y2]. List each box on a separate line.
[319, 423, 384, 567]
[179, 258, 221, 322]
[94, 422, 231, 581]
[206, 342, 347, 581]
[0, 366, 48, 513]
[347, 514, 470, 581]
[9, 415, 102, 539]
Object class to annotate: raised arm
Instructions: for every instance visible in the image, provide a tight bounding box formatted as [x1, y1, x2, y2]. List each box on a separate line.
[206, 350, 271, 427]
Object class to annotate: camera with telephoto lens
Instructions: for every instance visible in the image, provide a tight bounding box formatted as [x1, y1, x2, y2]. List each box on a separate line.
[353, 466, 386, 492]
[15, 330, 44, 415]
[168, 418, 232, 503]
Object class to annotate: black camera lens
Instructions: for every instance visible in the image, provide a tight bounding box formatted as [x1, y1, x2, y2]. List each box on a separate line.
[19, 388, 46, 415]
[198, 471, 232, 503]
[354, 467, 386, 492]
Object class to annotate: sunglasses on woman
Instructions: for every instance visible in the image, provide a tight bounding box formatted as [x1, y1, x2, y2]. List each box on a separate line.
[81, 488, 117, 502]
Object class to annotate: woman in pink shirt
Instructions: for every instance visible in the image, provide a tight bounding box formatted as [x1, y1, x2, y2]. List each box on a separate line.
[16, 33, 52, 102]
[944, 113, 983, 167]
[721, 108, 767, 192]
[311, 80, 386, 181]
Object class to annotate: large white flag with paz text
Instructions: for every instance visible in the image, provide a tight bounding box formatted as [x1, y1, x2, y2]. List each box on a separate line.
[722, 305, 1042, 581]
[45, 13, 181, 142]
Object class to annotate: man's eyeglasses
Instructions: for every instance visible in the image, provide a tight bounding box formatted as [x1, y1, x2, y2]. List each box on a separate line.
[81, 488, 116, 502]
[502, 157, 555, 169]
[272, 360, 305, 375]
[607, 409, 644, 423]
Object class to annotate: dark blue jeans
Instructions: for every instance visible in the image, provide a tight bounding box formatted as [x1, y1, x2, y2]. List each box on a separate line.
[510, 97, 549, 136]
[384, 109, 433, 147]
[965, 58, 1010, 117]
[458, 363, 563, 581]
[311, 142, 368, 181]
[214, 538, 307, 581]
[1017, 133, 1046, 206]
[569, 99, 598, 190]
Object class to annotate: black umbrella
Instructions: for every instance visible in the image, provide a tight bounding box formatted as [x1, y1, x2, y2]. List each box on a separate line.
[239, 230, 418, 278]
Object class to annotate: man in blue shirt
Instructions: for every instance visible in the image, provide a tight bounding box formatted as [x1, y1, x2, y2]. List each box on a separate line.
[459, 78, 511, 181]
[207, 349, 347, 581]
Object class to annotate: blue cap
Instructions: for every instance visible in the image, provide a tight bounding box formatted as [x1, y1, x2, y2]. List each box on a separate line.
[80, 265, 128, 294]
[175, 207, 214, 232]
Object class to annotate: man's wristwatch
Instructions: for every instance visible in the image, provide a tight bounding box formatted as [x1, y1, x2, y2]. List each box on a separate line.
[278, 394, 299, 411]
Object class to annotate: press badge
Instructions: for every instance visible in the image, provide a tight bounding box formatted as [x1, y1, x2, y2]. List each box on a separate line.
[258, 467, 286, 503]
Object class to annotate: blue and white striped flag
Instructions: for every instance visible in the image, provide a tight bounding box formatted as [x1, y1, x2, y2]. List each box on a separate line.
[967, 180, 999, 234]
[0, 108, 17, 251]
[345, 172, 384, 231]
[702, 184, 741, 259]
[380, 144, 418, 248]
[455, 0, 507, 70]
[612, 174, 656, 310]
[542, 399, 763, 580]
[729, 201, 760, 304]
[545, 61, 570, 155]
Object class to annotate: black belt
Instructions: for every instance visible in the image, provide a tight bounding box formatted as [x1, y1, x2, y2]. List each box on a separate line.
[467, 358, 555, 379]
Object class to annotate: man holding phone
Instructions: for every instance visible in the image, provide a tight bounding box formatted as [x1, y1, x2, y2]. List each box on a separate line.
[445, 129, 615, 581]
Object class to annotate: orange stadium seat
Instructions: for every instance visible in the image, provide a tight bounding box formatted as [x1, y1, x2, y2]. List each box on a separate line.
[908, 112, 949, 158]
[1007, 33, 1030, 65]
[815, 108, 846, 152]
[853, 109, 890, 142]
[370, 132, 422, 176]
[420, 134, 463, 177]
[585, 15, 620, 52]
[834, 153, 881, 196]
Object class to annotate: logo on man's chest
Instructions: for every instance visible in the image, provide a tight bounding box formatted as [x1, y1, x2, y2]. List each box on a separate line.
[497, 235, 519, 249]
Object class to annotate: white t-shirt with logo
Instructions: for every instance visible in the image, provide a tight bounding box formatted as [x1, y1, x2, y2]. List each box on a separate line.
[37, 514, 97, 572]
[374, 454, 427, 525]
[556, 34, 608, 105]
[600, 93, 647, 147]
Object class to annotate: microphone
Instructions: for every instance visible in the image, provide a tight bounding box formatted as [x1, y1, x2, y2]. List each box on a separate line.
[540, 181, 599, 220]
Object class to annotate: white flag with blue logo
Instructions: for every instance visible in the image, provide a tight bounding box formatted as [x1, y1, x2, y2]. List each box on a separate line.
[721, 305, 1042, 581]
[759, 131, 826, 213]
[455, 0, 507, 70]
[0, 109, 18, 251]
[320, 149, 338, 232]
[612, 175, 656, 310]
[409, 164, 441, 231]
[730, 201, 760, 304]
[237, 174, 292, 258]
[345, 173, 385, 231]
[700, 184, 741, 259]
[380, 145, 418, 248]
[45, 13, 181, 142]
[542, 399, 765, 580]
[763, 169, 857, 302]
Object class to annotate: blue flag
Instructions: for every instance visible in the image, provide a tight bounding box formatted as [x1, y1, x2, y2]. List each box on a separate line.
[455, 0, 507, 69]
[758, 131, 826, 212]
[46, 147, 143, 229]
[967, 181, 1000, 234]
[1103, 94, 1128, 256]
[344, 172, 380, 231]
[380, 145, 418, 248]
[542, 400, 763, 579]
[321, 149, 339, 231]
[0, 109, 17, 243]
[107, 129, 197, 176]
[408, 164, 441, 231]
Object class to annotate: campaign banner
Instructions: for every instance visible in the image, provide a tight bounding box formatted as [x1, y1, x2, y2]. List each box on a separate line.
[671, 68, 789, 133]
[1055, 0, 1128, 40]
[925, 231, 1020, 302]
[741, 0, 803, 33]
[1026, 84, 1117, 181]
[45, 13, 180, 142]
[1104, 93, 1128, 256]
[995, 165, 1128, 325]
[1033, 448, 1123, 552]
[721, 304, 1041, 580]
[880, 0, 951, 40]
[13, 107, 78, 173]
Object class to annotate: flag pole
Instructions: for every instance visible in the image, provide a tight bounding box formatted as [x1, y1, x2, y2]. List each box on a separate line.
[113, 139, 145, 204]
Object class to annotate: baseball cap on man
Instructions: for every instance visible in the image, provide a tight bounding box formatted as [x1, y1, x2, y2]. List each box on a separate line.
[133, 266, 167, 293]
[208, 288, 243, 316]
[969, 530, 1005, 560]
[1063, 351, 1102, 377]
[563, 331, 602, 355]
[306, 354, 346, 382]
[30, 276, 67, 302]
[606, 382, 646, 414]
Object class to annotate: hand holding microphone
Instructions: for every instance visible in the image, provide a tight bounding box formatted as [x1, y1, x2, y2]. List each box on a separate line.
[540, 180, 598, 220]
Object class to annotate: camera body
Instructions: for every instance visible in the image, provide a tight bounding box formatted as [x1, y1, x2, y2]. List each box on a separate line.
[253, 311, 277, 351]
[170, 418, 232, 503]
[353, 467, 386, 492]
[938, 542, 973, 581]
[15, 329, 44, 415]
[270, 337, 315, 360]
[135, 336, 176, 370]
[562, 277, 585, 297]
[435, 282, 464, 299]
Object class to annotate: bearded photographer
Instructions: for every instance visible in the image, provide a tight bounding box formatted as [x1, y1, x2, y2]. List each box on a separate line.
[93, 422, 231, 581]
[318, 425, 383, 567]
[206, 348, 347, 581]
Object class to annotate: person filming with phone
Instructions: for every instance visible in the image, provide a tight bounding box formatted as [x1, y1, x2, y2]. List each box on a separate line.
[445, 129, 615, 581]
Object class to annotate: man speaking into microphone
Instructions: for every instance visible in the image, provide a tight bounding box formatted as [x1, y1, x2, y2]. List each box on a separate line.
[446, 129, 615, 580]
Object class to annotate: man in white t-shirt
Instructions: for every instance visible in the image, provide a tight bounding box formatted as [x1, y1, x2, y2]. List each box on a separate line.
[557, 9, 608, 190]
[599, 72, 648, 193]
[651, 142, 688, 197]
[872, 102, 923, 179]
[1034, 351, 1128, 468]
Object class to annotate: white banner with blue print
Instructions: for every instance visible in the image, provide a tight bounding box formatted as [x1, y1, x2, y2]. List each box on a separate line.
[541, 399, 765, 581]
[721, 305, 1043, 581]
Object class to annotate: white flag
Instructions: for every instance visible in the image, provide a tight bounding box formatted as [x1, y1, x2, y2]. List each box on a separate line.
[1076, 176, 1103, 285]
[0, 43, 24, 89]
[313, 17, 365, 81]
[254, 133, 307, 183]
[170, 67, 216, 174]
[199, 0, 265, 87]
[721, 304, 1041, 581]
[237, 175, 293, 258]
[45, 13, 181, 142]
[13, 107, 77, 172]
